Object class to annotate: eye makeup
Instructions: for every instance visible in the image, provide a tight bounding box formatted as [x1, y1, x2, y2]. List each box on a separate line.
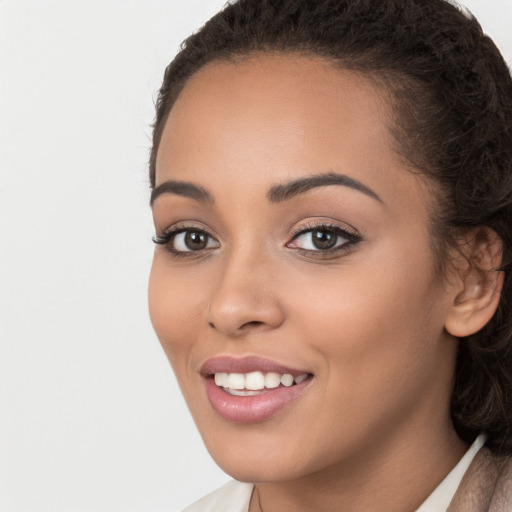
[153, 219, 362, 261]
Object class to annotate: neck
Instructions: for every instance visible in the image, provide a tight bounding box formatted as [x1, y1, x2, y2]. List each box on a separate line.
[249, 420, 466, 512]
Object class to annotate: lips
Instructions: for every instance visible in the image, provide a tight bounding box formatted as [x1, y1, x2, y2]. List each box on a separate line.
[200, 356, 314, 423]
[201, 355, 311, 375]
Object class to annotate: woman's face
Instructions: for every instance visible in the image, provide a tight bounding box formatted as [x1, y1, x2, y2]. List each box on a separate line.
[149, 55, 459, 482]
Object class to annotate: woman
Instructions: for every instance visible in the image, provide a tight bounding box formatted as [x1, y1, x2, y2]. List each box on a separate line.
[148, 0, 512, 510]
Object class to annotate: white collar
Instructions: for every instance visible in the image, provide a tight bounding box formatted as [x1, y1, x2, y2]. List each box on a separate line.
[415, 433, 486, 512]
[182, 434, 487, 512]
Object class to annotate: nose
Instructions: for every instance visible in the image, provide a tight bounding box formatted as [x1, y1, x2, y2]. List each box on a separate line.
[206, 248, 285, 338]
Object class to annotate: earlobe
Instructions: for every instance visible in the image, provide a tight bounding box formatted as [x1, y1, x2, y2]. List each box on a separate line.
[444, 228, 504, 338]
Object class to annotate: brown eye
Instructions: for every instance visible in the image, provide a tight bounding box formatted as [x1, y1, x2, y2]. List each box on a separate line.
[171, 229, 218, 252]
[311, 229, 338, 250]
[287, 224, 360, 255]
[183, 231, 209, 250]
[153, 228, 220, 254]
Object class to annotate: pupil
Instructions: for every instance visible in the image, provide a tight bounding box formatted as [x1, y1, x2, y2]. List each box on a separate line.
[312, 229, 337, 250]
[185, 231, 208, 250]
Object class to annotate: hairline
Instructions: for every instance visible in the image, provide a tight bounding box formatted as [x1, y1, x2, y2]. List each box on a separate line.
[150, 49, 459, 273]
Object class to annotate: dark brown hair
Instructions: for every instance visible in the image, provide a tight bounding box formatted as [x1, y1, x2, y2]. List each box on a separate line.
[150, 0, 512, 454]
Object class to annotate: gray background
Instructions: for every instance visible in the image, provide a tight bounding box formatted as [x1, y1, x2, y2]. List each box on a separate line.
[1, 1, 511, 510]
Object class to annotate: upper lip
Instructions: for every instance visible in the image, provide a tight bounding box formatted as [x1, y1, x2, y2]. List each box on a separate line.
[200, 355, 312, 377]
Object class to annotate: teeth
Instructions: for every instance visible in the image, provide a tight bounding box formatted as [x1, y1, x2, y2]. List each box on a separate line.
[227, 373, 245, 390]
[214, 372, 228, 387]
[264, 372, 281, 389]
[281, 374, 294, 387]
[213, 371, 310, 392]
[294, 374, 308, 384]
[245, 371, 265, 390]
[225, 389, 262, 396]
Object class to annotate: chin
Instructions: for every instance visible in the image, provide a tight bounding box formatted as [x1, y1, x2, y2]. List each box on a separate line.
[214, 456, 306, 484]
[199, 426, 326, 484]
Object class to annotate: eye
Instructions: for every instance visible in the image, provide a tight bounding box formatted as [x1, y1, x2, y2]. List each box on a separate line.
[287, 224, 360, 254]
[173, 230, 217, 251]
[153, 227, 219, 255]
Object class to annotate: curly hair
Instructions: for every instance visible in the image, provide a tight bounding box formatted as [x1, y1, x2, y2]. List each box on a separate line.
[149, 0, 512, 454]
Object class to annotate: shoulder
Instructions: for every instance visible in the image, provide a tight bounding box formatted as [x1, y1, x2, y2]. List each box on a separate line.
[180, 480, 254, 512]
[448, 447, 512, 512]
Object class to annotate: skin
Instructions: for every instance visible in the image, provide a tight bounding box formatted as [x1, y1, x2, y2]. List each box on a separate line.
[149, 55, 469, 512]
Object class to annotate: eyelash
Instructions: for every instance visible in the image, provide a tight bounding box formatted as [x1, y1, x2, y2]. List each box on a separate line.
[152, 224, 218, 259]
[286, 222, 361, 258]
[152, 222, 361, 259]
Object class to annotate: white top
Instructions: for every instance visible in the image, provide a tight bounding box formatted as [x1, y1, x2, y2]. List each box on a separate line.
[181, 434, 486, 512]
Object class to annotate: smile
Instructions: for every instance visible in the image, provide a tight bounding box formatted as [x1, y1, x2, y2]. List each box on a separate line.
[214, 371, 309, 395]
[201, 356, 314, 423]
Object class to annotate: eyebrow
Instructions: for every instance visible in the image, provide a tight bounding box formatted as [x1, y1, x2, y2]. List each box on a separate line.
[150, 180, 214, 206]
[267, 172, 383, 203]
[150, 171, 382, 207]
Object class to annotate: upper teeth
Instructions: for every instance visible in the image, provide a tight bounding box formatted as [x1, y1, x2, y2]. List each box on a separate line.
[214, 371, 308, 391]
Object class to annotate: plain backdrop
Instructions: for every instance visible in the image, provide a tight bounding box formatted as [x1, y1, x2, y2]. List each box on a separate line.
[1, 1, 511, 511]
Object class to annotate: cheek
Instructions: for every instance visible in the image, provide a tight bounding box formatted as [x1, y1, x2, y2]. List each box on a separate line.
[276, 253, 453, 460]
[287, 244, 449, 390]
[148, 255, 206, 370]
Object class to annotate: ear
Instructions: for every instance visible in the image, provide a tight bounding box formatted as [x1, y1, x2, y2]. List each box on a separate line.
[444, 228, 504, 338]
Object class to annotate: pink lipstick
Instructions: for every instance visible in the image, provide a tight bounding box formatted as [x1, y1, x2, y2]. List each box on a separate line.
[201, 356, 314, 423]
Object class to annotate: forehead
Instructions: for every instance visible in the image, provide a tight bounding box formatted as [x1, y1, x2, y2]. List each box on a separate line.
[158, 56, 394, 171]
[171, 54, 388, 121]
[155, 54, 426, 217]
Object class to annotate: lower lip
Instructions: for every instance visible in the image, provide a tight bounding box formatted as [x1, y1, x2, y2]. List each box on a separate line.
[204, 376, 312, 423]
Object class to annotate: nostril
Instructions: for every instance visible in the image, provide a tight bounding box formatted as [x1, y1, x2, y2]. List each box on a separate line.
[241, 320, 265, 329]
[208, 320, 264, 332]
